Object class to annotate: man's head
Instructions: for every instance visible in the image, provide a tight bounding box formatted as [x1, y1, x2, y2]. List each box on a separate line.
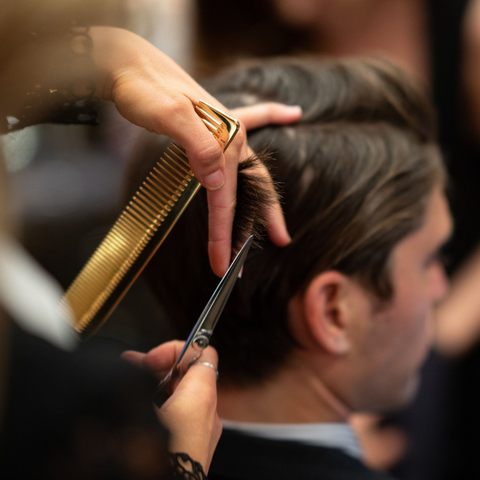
[128, 58, 450, 413]
[287, 184, 451, 413]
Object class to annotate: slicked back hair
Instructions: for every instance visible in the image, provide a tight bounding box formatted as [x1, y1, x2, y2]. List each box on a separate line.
[126, 58, 445, 386]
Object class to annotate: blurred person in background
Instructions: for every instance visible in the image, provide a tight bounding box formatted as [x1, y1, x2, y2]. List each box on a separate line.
[194, 2, 480, 478]
[123, 57, 451, 480]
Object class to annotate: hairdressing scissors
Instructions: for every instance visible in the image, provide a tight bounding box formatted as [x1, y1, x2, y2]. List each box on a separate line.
[153, 235, 254, 407]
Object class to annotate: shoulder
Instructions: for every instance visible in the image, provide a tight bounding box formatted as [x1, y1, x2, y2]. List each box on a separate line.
[210, 429, 395, 480]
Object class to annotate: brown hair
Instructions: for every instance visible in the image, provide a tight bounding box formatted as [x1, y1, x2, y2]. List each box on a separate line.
[127, 58, 445, 386]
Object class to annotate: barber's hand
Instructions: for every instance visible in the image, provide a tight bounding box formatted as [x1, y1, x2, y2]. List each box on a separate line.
[122, 342, 221, 474]
[350, 414, 407, 472]
[91, 27, 301, 276]
[231, 102, 301, 248]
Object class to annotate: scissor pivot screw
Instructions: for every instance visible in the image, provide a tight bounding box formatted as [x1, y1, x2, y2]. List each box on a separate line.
[194, 335, 209, 349]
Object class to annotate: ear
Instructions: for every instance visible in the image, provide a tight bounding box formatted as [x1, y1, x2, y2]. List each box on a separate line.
[294, 272, 353, 355]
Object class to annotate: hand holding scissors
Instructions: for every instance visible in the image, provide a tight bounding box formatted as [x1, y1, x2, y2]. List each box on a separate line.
[121, 235, 253, 471]
[153, 235, 253, 406]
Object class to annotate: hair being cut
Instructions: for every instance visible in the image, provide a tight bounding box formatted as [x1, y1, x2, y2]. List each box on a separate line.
[127, 58, 445, 386]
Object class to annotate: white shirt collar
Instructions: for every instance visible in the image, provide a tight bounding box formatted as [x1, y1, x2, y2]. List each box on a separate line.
[221, 419, 363, 460]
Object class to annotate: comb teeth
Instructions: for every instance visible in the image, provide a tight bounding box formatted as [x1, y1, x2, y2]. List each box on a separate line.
[61, 145, 194, 334]
[61, 101, 240, 339]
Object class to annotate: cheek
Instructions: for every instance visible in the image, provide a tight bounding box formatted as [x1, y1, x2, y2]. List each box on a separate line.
[395, 277, 433, 338]
[407, 306, 431, 356]
[390, 293, 432, 368]
[365, 295, 431, 377]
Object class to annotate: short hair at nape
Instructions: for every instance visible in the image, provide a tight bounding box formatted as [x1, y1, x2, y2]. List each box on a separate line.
[127, 58, 445, 386]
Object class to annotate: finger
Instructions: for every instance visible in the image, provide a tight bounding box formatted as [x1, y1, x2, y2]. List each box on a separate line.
[161, 99, 226, 191]
[141, 340, 186, 375]
[207, 186, 236, 277]
[266, 201, 291, 246]
[243, 148, 291, 246]
[207, 129, 245, 276]
[121, 350, 146, 368]
[362, 426, 408, 471]
[141, 96, 234, 275]
[174, 346, 219, 395]
[350, 413, 383, 431]
[187, 347, 219, 373]
[232, 103, 302, 131]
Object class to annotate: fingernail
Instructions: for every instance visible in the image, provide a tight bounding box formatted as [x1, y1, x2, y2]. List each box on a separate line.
[204, 169, 225, 190]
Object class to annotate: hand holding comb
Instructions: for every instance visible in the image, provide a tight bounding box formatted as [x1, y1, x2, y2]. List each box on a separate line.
[60, 101, 240, 339]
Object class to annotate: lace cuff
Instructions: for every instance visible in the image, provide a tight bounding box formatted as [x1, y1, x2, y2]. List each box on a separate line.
[2, 21, 97, 133]
[169, 452, 207, 480]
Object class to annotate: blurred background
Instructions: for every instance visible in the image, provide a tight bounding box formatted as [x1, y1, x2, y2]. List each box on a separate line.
[3, 1, 480, 479]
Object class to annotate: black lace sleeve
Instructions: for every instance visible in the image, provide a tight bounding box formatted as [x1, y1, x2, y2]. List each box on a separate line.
[1, 19, 97, 133]
[169, 452, 207, 480]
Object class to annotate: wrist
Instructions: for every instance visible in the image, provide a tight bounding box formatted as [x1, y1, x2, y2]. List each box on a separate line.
[169, 452, 207, 480]
[89, 26, 138, 103]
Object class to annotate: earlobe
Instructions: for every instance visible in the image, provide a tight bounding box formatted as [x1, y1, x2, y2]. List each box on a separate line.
[300, 272, 352, 355]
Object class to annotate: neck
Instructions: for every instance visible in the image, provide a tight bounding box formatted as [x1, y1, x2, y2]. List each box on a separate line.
[217, 351, 352, 424]
[311, 0, 429, 81]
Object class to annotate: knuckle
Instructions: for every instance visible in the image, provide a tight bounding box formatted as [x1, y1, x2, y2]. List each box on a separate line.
[149, 98, 190, 134]
[195, 140, 223, 169]
[209, 201, 235, 216]
[158, 98, 181, 120]
[163, 96, 190, 116]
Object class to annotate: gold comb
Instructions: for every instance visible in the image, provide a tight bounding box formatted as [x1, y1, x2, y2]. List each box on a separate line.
[60, 101, 240, 339]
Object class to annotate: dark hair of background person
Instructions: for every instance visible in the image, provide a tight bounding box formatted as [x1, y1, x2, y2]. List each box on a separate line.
[194, 0, 308, 75]
[125, 58, 445, 387]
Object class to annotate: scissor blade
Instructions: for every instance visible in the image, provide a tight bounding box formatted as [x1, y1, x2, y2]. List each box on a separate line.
[153, 235, 254, 407]
[200, 235, 253, 332]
